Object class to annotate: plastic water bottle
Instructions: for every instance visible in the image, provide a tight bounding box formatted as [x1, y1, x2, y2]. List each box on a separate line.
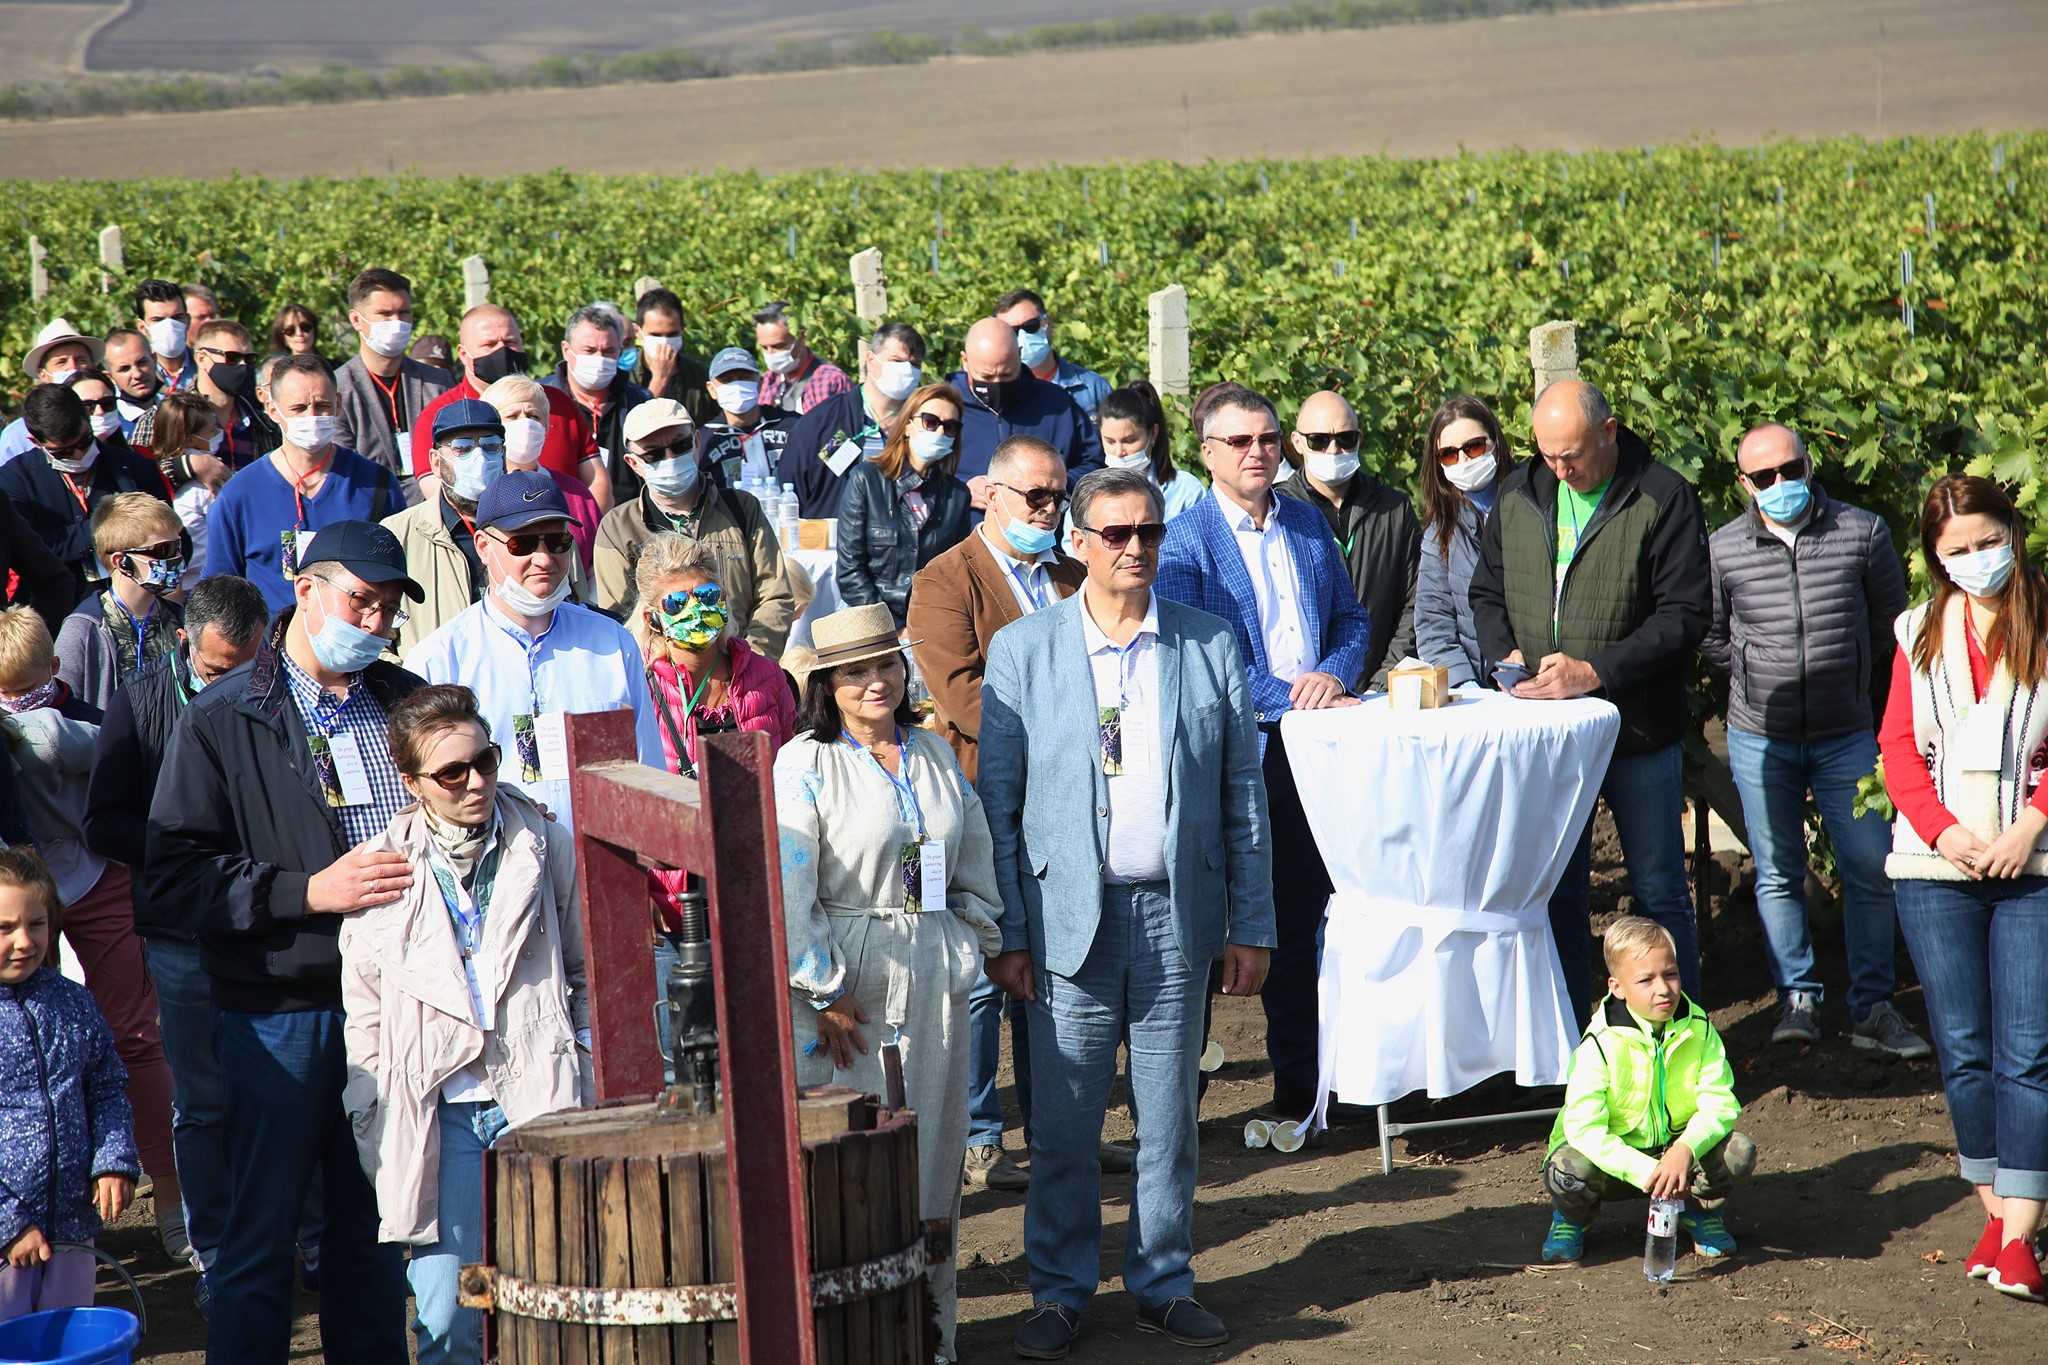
[778, 484, 800, 549]
[1643, 1197, 1682, 1281]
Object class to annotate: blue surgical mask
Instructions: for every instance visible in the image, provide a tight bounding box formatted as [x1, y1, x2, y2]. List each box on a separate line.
[308, 607, 390, 674]
[1002, 517, 1057, 557]
[619, 345, 641, 375]
[907, 429, 953, 466]
[443, 444, 504, 503]
[1016, 326, 1052, 369]
[1755, 477, 1811, 524]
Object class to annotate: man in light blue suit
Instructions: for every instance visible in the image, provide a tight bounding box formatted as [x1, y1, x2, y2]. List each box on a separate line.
[1154, 383, 1369, 1122]
[980, 467, 1276, 1359]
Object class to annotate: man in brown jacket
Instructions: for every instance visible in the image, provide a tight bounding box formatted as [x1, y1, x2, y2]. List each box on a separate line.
[908, 434, 1087, 1193]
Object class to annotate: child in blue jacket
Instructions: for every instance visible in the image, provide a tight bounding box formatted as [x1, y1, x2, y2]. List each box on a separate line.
[0, 846, 137, 1321]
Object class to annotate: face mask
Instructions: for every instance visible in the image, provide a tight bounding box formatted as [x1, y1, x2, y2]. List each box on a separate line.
[618, 346, 641, 376]
[208, 361, 250, 396]
[1942, 543, 2015, 599]
[1000, 505, 1058, 557]
[441, 444, 504, 503]
[642, 335, 682, 358]
[1307, 449, 1360, 484]
[206, 427, 225, 455]
[471, 346, 529, 385]
[635, 453, 700, 500]
[283, 414, 337, 453]
[364, 319, 414, 359]
[147, 317, 189, 358]
[652, 590, 728, 650]
[1106, 449, 1152, 472]
[89, 410, 121, 439]
[494, 572, 573, 617]
[0, 678, 60, 714]
[116, 397, 151, 423]
[502, 417, 547, 467]
[47, 442, 98, 475]
[1754, 477, 1811, 524]
[970, 378, 1012, 413]
[763, 347, 800, 376]
[716, 379, 760, 415]
[875, 359, 921, 402]
[128, 554, 186, 595]
[1445, 454, 1499, 494]
[907, 428, 954, 466]
[307, 589, 391, 674]
[1016, 326, 1053, 369]
[569, 353, 619, 390]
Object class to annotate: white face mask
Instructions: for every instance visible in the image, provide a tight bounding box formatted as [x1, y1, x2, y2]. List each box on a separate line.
[716, 379, 760, 415]
[568, 353, 619, 390]
[46, 441, 98, 475]
[364, 319, 414, 359]
[147, 317, 189, 359]
[641, 334, 681, 357]
[89, 410, 122, 439]
[116, 397, 150, 423]
[501, 417, 547, 467]
[762, 347, 800, 376]
[1942, 543, 2016, 599]
[874, 359, 921, 402]
[1445, 453, 1499, 494]
[907, 429, 954, 466]
[1106, 450, 1152, 472]
[1306, 449, 1360, 485]
[283, 414, 337, 454]
[494, 572, 573, 617]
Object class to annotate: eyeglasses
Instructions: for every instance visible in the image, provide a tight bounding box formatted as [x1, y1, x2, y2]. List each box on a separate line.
[36, 436, 92, 458]
[1438, 436, 1495, 465]
[1205, 432, 1283, 453]
[195, 346, 259, 365]
[489, 530, 575, 558]
[440, 435, 505, 455]
[659, 584, 724, 615]
[1080, 522, 1168, 550]
[913, 411, 963, 436]
[637, 436, 694, 462]
[1011, 316, 1046, 334]
[1299, 429, 1362, 454]
[414, 744, 502, 791]
[1740, 456, 1808, 489]
[76, 394, 120, 414]
[993, 482, 1069, 513]
[314, 575, 410, 628]
[121, 540, 183, 561]
[282, 323, 317, 337]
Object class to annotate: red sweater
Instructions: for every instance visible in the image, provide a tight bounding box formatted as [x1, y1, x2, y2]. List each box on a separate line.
[1878, 626, 2048, 846]
[408, 376, 595, 485]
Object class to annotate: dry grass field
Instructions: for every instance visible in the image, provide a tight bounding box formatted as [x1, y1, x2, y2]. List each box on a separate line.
[0, 1, 115, 82]
[0, 0, 2042, 181]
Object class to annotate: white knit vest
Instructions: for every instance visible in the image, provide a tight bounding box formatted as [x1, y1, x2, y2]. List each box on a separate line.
[1886, 596, 2048, 881]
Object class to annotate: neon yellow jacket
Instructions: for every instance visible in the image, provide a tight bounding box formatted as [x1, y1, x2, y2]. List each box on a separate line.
[1545, 994, 1742, 1189]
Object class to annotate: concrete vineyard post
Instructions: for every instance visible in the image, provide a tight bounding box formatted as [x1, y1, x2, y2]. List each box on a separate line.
[98, 224, 123, 294]
[1529, 320, 1579, 394]
[632, 275, 662, 303]
[1148, 284, 1189, 398]
[29, 235, 47, 302]
[462, 254, 490, 309]
[849, 247, 886, 369]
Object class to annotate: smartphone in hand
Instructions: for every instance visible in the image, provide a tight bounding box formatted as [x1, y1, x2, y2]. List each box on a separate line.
[1491, 661, 1535, 693]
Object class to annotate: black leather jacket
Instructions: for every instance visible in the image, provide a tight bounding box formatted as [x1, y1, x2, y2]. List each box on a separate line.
[834, 460, 972, 628]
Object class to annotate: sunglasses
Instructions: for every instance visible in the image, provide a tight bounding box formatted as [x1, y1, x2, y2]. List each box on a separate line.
[913, 411, 963, 436]
[1741, 456, 1808, 489]
[659, 584, 724, 615]
[1300, 429, 1362, 453]
[440, 435, 504, 455]
[414, 744, 503, 791]
[993, 482, 1069, 513]
[638, 437, 695, 462]
[282, 323, 317, 337]
[1438, 436, 1495, 465]
[489, 530, 575, 557]
[1206, 432, 1283, 453]
[1080, 522, 1168, 550]
[76, 394, 120, 414]
[36, 437, 92, 458]
[121, 540, 183, 561]
[196, 347, 259, 365]
[1012, 316, 1046, 334]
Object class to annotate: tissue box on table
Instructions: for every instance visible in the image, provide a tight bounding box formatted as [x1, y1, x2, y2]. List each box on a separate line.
[1386, 657, 1451, 710]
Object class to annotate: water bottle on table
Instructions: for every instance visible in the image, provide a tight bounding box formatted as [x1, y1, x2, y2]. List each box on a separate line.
[1643, 1197, 1682, 1281]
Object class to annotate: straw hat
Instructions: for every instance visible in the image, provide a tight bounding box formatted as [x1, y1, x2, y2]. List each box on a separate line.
[23, 318, 104, 379]
[807, 603, 918, 674]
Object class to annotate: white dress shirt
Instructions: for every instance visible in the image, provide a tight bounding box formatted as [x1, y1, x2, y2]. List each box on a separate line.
[979, 525, 1059, 615]
[1212, 484, 1315, 684]
[1080, 589, 1169, 883]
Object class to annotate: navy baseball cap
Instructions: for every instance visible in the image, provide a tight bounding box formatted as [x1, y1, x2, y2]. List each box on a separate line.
[476, 469, 579, 532]
[297, 520, 425, 601]
[708, 346, 759, 378]
[431, 398, 505, 440]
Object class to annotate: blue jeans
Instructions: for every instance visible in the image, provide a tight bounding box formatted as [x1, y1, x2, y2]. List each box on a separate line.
[143, 937, 231, 1271]
[1725, 726, 1898, 1015]
[409, 1100, 510, 1365]
[1896, 877, 2048, 1199]
[968, 966, 1032, 1149]
[656, 933, 679, 1086]
[208, 1005, 407, 1365]
[1025, 882, 1204, 1313]
[1548, 743, 1702, 1027]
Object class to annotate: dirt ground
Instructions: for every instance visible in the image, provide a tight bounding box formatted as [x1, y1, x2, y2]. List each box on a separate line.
[93, 811, 2038, 1363]
[1, 0, 2044, 181]
[0, 2, 114, 83]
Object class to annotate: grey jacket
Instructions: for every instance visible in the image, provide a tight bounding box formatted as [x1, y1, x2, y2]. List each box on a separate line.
[1413, 496, 1489, 688]
[1275, 469, 1419, 691]
[334, 354, 455, 482]
[1700, 486, 1908, 741]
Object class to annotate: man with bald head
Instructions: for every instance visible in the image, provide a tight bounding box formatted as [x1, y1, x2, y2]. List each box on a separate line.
[1276, 391, 1420, 691]
[949, 315, 1102, 513]
[1698, 424, 1925, 1056]
[1469, 379, 1711, 1022]
[408, 304, 599, 504]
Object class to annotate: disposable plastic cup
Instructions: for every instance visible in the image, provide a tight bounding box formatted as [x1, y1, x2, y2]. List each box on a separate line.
[1242, 1119, 1272, 1149]
[1199, 1040, 1225, 1072]
[1269, 1120, 1307, 1153]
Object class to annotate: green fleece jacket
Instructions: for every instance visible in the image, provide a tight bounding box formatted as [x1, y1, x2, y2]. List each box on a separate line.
[1546, 994, 1741, 1189]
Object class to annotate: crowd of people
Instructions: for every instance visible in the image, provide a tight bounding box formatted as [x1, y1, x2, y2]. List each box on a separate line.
[0, 265, 2041, 1365]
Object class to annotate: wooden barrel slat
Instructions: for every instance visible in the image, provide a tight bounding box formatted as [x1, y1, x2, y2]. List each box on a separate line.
[664, 1152, 709, 1365]
[808, 1141, 846, 1363]
[893, 1119, 929, 1359]
[594, 1157, 635, 1365]
[508, 1153, 538, 1365]
[704, 1152, 741, 1363]
[527, 1152, 563, 1365]
[555, 1155, 593, 1365]
[838, 1131, 875, 1364]
[867, 1133, 900, 1365]
[627, 1156, 674, 1365]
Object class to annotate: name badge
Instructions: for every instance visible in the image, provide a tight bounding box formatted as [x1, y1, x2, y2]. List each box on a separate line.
[826, 438, 863, 476]
[918, 839, 948, 913]
[309, 732, 373, 807]
[1099, 706, 1124, 776]
[1959, 704, 2006, 772]
[535, 711, 572, 782]
[280, 529, 301, 580]
[513, 713, 544, 784]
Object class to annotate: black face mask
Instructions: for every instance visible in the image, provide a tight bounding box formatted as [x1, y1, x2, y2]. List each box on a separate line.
[472, 346, 530, 385]
[971, 377, 1013, 413]
[208, 362, 250, 396]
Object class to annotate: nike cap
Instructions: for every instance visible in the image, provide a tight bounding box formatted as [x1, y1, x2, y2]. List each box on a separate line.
[475, 468, 579, 532]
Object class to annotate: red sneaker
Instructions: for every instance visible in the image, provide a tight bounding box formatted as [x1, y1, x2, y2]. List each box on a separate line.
[1968, 1218, 2005, 1279]
[1988, 1238, 2046, 1302]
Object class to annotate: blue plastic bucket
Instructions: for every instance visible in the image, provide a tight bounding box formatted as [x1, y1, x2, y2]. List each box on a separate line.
[0, 1307, 140, 1365]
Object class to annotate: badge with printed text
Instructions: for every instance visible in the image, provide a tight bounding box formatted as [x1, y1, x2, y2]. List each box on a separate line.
[1099, 706, 1124, 776]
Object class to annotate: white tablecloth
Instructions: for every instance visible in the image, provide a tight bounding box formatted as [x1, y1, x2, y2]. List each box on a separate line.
[783, 546, 841, 651]
[1279, 691, 1621, 1120]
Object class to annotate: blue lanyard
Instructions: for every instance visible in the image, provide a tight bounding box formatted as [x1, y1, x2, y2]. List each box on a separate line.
[112, 594, 154, 659]
[1106, 634, 1145, 711]
[1008, 555, 1048, 612]
[842, 725, 925, 838]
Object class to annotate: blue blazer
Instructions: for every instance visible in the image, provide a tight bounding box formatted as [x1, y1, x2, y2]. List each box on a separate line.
[1154, 490, 1373, 724]
[977, 591, 1276, 979]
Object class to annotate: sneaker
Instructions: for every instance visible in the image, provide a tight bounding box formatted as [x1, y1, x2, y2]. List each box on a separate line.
[963, 1144, 1030, 1192]
[1541, 1211, 1587, 1263]
[1852, 1002, 1933, 1060]
[1968, 1217, 2005, 1279]
[192, 1272, 212, 1319]
[1771, 991, 1822, 1045]
[1098, 1141, 1136, 1173]
[1988, 1238, 2047, 1301]
[1014, 1302, 1081, 1359]
[1680, 1208, 1737, 1258]
[1135, 1296, 1229, 1347]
